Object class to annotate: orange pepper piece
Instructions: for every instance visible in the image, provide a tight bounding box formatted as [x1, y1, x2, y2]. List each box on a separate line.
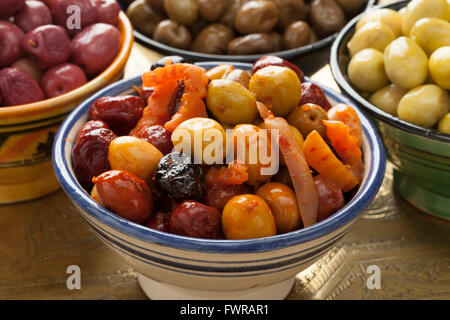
[327, 104, 362, 147]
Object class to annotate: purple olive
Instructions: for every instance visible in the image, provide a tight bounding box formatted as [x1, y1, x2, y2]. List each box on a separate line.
[22, 24, 71, 70]
[0, 21, 25, 67]
[0, 68, 44, 106]
[71, 23, 121, 77]
[0, 0, 25, 19]
[52, 0, 97, 36]
[41, 63, 87, 98]
[15, 1, 53, 33]
[11, 58, 43, 83]
[92, 0, 121, 26]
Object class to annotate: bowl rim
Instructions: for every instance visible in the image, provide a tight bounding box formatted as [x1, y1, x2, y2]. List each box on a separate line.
[122, 0, 377, 62]
[0, 12, 134, 120]
[330, 0, 450, 144]
[53, 61, 386, 254]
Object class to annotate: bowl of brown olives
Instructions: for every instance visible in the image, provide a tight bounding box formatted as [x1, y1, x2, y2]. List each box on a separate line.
[53, 57, 385, 299]
[0, 0, 133, 203]
[330, 0, 450, 220]
[122, 0, 377, 62]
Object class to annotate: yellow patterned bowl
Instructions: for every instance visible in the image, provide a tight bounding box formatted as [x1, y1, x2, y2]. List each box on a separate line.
[0, 12, 133, 204]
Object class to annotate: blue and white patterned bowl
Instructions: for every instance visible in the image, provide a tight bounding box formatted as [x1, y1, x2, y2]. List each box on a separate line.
[52, 62, 386, 300]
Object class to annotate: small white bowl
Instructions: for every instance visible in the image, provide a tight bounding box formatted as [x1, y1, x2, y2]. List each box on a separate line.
[53, 62, 385, 300]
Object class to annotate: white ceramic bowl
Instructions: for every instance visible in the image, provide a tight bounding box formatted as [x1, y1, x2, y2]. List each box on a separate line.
[53, 62, 385, 300]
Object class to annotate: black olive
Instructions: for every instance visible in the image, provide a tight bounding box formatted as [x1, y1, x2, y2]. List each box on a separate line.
[150, 56, 194, 70]
[154, 152, 205, 201]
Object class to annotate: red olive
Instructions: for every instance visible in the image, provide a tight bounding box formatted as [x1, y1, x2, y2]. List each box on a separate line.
[72, 127, 117, 190]
[0, 67, 44, 106]
[169, 200, 222, 239]
[88, 96, 146, 136]
[93, 170, 154, 224]
[15, 0, 53, 33]
[0, 21, 25, 67]
[252, 55, 305, 82]
[41, 63, 87, 98]
[132, 124, 173, 155]
[314, 174, 345, 221]
[52, 0, 97, 36]
[147, 212, 170, 232]
[204, 183, 251, 211]
[299, 82, 333, 111]
[75, 120, 110, 143]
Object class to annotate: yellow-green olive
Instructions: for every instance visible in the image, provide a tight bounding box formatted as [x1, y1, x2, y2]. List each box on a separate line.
[163, 0, 198, 26]
[438, 113, 450, 134]
[356, 8, 403, 37]
[369, 84, 406, 116]
[348, 48, 389, 93]
[429, 46, 450, 89]
[401, 0, 450, 36]
[410, 17, 450, 56]
[249, 65, 301, 116]
[397, 84, 450, 128]
[384, 36, 428, 90]
[224, 69, 251, 88]
[347, 21, 396, 57]
[206, 79, 258, 125]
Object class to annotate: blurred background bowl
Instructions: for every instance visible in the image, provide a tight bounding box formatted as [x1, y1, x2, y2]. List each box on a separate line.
[330, 0, 450, 220]
[0, 12, 133, 204]
[53, 61, 385, 300]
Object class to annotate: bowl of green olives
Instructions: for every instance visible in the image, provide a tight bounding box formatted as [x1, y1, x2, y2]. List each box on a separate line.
[121, 0, 376, 62]
[330, 0, 450, 220]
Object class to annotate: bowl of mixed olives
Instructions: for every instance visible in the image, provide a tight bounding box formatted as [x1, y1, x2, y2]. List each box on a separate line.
[53, 56, 385, 299]
[330, 0, 450, 219]
[122, 0, 376, 61]
[0, 0, 133, 203]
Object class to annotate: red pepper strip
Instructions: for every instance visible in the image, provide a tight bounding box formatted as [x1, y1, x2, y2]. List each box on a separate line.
[257, 101, 319, 227]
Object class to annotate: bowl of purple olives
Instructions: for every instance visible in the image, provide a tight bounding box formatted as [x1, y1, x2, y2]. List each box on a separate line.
[121, 0, 377, 62]
[0, 0, 133, 204]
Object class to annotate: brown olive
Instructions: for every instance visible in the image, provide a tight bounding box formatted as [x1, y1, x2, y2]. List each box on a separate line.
[145, 0, 165, 15]
[287, 103, 328, 138]
[191, 24, 234, 54]
[272, 0, 306, 30]
[153, 20, 192, 49]
[269, 31, 283, 51]
[224, 69, 251, 88]
[228, 33, 275, 55]
[234, 0, 279, 34]
[335, 0, 365, 17]
[283, 21, 311, 49]
[163, 0, 198, 26]
[310, 0, 346, 38]
[127, 0, 163, 37]
[220, 0, 248, 28]
[189, 19, 208, 35]
[198, 0, 228, 22]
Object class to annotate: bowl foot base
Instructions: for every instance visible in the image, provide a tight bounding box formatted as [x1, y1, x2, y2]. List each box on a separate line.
[394, 170, 450, 220]
[137, 274, 295, 300]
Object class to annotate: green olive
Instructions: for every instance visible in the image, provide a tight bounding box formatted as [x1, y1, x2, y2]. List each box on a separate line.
[348, 48, 389, 93]
[287, 103, 328, 138]
[369, 84, 406, 116]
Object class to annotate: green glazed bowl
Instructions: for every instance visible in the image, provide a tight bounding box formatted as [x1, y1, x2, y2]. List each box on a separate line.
[330, 0, 450, 220]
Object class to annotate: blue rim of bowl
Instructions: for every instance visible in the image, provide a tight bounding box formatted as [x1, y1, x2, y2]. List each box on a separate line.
[330, 0, 450, 144]
[53, 61, 386, 254]
[119, 0, 377, 62]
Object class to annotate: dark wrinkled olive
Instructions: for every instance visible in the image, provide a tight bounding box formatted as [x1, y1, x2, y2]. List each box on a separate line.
[252, 55, 305, 82]
[269, 31, 283, 51]
[153, 20, 192, 50]
[220, 0, 247, 28]
[154, 152, 205, 201]
[191, 24, 234, 54]
[170, 200, 222, 239]
[94, 170, 154, 224]
[72, 128, 117, 191]
[150, 55, 192, 70]
[310, 0, 346, 37]
[228, 33, 275, 55]
[145, 0, 165, 15]
[164, 0, 198, 26]
[272, 0, 306, 30]
[299, 82, 333, 111]
[133, 124, 173, 155]
[127, 0, 164, 37]
[314, 174, 345, 221]
[88, 96, 146, 136]
[287, 103, 328, 138]
[283, 21, 311, 49]
[234, 0, 279, 34]
[147, 212, 170, 232]
[198, 0, 228, 22]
